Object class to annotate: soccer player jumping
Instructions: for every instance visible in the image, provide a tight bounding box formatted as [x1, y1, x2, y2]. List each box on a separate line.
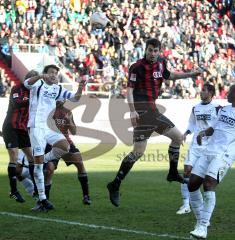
[107, 38, 202, 207]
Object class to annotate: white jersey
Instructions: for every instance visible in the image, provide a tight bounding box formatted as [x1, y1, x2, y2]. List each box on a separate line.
[24, 79, 75, 128]
[187, 102, 221, 149]
[206, 105, 235, 156]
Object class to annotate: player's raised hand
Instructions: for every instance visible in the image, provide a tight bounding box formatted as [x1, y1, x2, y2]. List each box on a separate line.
[130, 111, 139, 128]
[77, 75, 88, 87]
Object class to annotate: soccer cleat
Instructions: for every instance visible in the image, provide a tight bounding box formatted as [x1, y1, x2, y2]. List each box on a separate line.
[107, 182, 119, 207]
[190, 224, 207, 239]
[31, 200, 44, 212]
[83, 195, 91, 205]
[167, 172, 184, 183]
[10, 191, 25, 203]
[176, 205, 191, 215]
[40, 199, 54, 211]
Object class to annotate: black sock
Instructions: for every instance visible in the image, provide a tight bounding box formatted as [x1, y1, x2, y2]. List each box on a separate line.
[45, 184, 51, 200]
[168, 146, 180, 174]
[29, 164, 38, 194]
[113, 152, 141, 188]
[78, 173, 89, 196]
[8, 163, 17, 193]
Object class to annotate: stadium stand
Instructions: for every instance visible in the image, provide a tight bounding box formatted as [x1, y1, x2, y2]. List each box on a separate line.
[0, 0, 234, 98]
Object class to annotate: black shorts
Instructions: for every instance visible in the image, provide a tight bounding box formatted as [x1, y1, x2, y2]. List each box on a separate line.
[2, 125, 31, 149]
[133, 104, 175, 142]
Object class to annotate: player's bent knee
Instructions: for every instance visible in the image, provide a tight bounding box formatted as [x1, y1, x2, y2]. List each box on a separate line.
[52, 146, 69, 159]
[54, 140, 70, 151]
[171, 135, 183, 146]
[203, 176, 218, 191]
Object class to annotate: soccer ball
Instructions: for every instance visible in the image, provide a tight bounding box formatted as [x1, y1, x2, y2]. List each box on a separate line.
[90, 12, 109, 28]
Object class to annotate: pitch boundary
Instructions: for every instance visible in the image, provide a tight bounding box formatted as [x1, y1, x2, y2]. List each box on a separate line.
[0, 211, 190, 239]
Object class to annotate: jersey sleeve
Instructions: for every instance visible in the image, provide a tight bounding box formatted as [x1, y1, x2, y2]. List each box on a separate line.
[127, 64, 138, 88]
[57, 87, 75, 101]
[24, 78, 43, 89]
[11, 85, 29, 107]
[186, 107, 196, 133]
[162, 58, 170, 80]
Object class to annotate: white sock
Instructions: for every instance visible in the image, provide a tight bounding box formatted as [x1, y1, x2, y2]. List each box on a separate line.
[21, 178, 34, 196]
[34, 164, 46, 201]
[181, 181, 190, 207]
[21, 167, 31, 180]
[201, 191, 216, 227]
[190, 189, 203, 222]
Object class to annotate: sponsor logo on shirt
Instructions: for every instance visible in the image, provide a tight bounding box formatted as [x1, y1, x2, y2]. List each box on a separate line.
[196, 114, 211, 120]
[219, 115, 235, 126]
[43, 91, 57, 99]
[153, 71, 162, 79]
[55, 118, 66, 125]
[13, 93, 19, 98]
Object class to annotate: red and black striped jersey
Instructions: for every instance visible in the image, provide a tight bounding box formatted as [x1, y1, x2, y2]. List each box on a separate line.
[3, 84, 30, 130]
[53, 106, 74, 145]
[127, 57, 170, 103]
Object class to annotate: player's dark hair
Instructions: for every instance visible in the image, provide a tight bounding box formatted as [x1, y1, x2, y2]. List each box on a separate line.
[43, 64, 59, 74]
[204, 82, 215, 97]
[145, 38, 161, 50]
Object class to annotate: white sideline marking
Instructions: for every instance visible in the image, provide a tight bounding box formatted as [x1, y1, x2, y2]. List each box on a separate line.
[0, 212, 190, 239]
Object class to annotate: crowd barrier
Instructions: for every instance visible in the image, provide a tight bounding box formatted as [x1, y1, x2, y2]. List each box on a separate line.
[0, 98, 228, 145]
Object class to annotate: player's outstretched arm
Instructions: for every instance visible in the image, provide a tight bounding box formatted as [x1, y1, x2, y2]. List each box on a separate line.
[73, 77, 87, 101]
[68, 114, 77, 135]
[169, 69, 202, 81]
[24, 74, 45, 86]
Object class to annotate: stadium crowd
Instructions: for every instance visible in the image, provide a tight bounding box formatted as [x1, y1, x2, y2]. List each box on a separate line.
[0, 0, 234, 98]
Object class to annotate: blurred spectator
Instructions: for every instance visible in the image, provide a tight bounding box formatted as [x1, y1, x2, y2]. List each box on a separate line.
[1, 38, 19, 67]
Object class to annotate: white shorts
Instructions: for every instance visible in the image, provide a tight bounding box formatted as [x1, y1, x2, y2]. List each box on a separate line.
[191, 151, 234, 182]
[29, 127, 66, 156]
[184, 147, 206, 167]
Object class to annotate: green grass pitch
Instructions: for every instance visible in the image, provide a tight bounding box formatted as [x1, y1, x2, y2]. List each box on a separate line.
[0, 144, 234, 240]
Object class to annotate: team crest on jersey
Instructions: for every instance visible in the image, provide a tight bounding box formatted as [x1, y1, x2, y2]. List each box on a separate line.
[130, 74, 136, 82]
[13, 93, 19, 98]
[153, 71, 162, 79]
